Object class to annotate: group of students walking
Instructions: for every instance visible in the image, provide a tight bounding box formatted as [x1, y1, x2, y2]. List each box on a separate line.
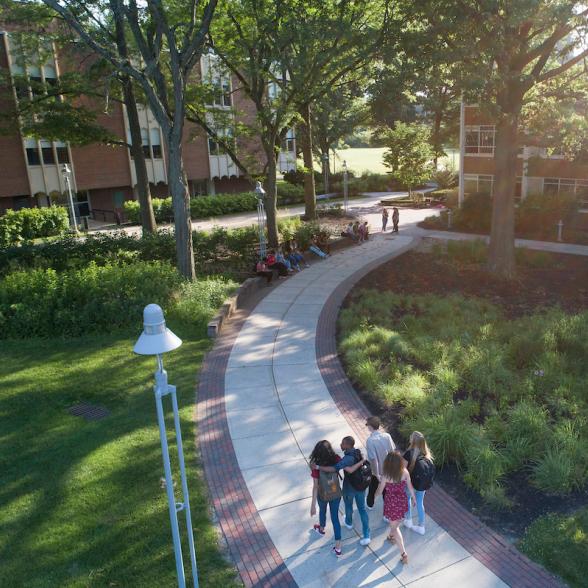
[309, 416, 435, 564]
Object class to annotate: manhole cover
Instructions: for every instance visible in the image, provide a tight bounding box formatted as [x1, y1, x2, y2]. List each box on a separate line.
[69, 402, 110, 421]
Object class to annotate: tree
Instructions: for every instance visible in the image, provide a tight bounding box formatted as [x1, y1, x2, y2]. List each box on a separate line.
[382, 122, 434, 196]
[412, 0, 588, 277]
[211, 0, 390, 241]
[312, 88, 370, 167]
[41, 0, 219, 279]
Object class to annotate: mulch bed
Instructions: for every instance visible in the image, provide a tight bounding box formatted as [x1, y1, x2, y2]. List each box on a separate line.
[341, 248, 588, 541]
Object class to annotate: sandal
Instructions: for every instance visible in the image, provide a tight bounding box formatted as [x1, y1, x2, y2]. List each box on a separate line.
[400, 552, 408, 565]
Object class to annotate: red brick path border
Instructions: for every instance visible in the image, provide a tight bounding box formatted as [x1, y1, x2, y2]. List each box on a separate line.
[315, 243, 565, 588]
[196, 292, 297, 588]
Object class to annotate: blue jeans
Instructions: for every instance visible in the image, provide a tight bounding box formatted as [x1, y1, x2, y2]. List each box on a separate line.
[318, 496, 341, 541]
[405, 489, 426, 526]
[343, 489, 370, 539]
[309, 245, 327, 258]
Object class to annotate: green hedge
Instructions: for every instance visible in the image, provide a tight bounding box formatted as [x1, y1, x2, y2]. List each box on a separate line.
[0, 261, 182, 338]
[0, 206, 69, 247]
[0, 218, 331, 277]
[124, 187, 307, 225]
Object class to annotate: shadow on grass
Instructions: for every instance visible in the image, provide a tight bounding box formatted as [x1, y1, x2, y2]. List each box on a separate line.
[0, 332, 237, 588]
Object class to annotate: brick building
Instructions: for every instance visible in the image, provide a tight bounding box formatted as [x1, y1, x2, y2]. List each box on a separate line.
[458, 103, 588, 207]
[0, 29, 296, 220]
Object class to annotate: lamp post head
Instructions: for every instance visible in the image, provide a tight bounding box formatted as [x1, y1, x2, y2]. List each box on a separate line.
[133, 304, 182, 356]
[342, 160, 347, 171]
[254, 181, 266, 199]
[62, 163, 71, 176]
[322, 153, 329, 162]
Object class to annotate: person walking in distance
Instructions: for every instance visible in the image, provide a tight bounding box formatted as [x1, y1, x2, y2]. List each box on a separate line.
[403, 431, 435, 535]
[375, 451, 416, 565]
[382, 207, 389, 232]
[365, 416, 396, 509]
[315, 436, 372, 546]
[392, 207, 400, 233]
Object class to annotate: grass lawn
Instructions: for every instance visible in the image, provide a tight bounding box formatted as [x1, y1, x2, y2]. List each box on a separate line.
[0, 323, 238, 586]
[519, 507, 588, 588]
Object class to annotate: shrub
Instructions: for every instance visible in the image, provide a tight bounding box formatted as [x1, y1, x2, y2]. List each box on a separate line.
[453, 192, 492, 232]
[0, 206, 69, 247]
[432, 169, 458, 189]
[0, 261, 182, 338]
[516, 192, 578, 238]
[463, 439, 509, 507]
[123, 192, 259, 224]
[276, 182, 305, 204]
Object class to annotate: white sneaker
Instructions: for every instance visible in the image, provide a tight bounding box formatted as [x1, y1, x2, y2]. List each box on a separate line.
[412, 525, 425, 535]
[359, 537, 371, 546]
[344, 522, 353, 529]
[403, 519, 413, 529]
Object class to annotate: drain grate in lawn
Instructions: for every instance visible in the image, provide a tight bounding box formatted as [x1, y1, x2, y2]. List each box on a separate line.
[68, 402, 110, 421]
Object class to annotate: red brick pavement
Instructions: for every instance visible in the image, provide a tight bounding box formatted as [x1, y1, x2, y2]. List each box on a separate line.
[196, 292, 297, 588]
[315, 247, 565, 588]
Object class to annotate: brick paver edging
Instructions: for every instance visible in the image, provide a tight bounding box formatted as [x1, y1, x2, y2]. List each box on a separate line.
[196, 299, 297, 588]
[315, 241, 565, 588]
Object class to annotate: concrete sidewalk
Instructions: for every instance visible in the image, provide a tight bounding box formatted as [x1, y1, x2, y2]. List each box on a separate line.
[218, 234, 510, 587]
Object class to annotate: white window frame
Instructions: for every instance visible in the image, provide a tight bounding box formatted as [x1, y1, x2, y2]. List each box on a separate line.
[463, 173, 494, 195]
[465, 125, 495, 156]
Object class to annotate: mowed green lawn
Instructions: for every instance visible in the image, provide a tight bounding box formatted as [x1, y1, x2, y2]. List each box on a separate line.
[0, 329, 238, 587]
[308, 146, 460, 176]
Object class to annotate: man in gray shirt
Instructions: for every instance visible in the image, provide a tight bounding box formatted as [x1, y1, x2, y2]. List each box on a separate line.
[365, 416, 396, 508]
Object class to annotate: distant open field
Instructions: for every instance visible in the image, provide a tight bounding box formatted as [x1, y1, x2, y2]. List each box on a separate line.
[308, 147, 460, 175]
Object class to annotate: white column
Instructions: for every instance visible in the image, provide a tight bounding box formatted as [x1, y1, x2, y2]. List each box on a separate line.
[458, 98, 466, 208]
[521, 146, 530, 200]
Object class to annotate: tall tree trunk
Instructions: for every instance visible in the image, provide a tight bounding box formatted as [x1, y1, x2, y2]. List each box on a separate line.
[123, 79, 156, 233]
[432, 108, 443, 170]
[488, 111, 518, 278]
[112, 4, 155, 233]
[300, 103, 317, 220]
[265, 148, 279, 247]
[167, 130, 195, 279]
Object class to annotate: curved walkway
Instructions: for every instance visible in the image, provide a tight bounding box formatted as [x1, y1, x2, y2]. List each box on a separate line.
[198, 234, 564, 587]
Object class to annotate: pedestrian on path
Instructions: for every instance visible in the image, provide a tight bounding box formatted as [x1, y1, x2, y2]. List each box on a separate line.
[392, 207, 399, 233]
[382, 208, 389, 232]
[358, 221, 366, 243]
[365, 416, 396, 509]
[403, 431, 435, 535]
[316, 436, 371, 546]
[310, 440, 365, 557]
[376, 451, 416, 565]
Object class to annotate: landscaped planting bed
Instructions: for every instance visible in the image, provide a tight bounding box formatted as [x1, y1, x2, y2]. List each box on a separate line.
[338, 241, 588, 586]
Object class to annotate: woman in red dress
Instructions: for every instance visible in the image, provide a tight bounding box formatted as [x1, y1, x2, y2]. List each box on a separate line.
[375, 451, 416, 565]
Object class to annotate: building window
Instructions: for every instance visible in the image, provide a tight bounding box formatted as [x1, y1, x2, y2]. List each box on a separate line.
[208, 128, 233, 156]
[141, 128, 151, 159]
[40, 139, 55, 164]
[544, 177, 588, 198]
[465, 125, 495, 155]
[282, 129, 295, 152]
[25, 138, 41, 166]
[150, 128, 162, 159]
[464, 173, 494, 195]
[55, 140, 69, 164]
[211, 75, 232, 107]
[208, 136, 218, 156]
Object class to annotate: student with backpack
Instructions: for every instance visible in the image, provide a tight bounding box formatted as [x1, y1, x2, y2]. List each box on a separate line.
[315, 436, 372, 546]
[403, 431, 435, 535]
[309, 440, 365, 556]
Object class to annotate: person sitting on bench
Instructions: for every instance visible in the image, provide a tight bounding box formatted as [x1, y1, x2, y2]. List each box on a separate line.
[256, 258, 274, 284]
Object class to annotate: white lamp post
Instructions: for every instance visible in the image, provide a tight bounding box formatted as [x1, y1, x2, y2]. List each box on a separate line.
[322, 153, 330, 195]
[134, 304, 199, 588]
[61, 164, 79, 234]
[342, 160, 349, 213]
[255, 181, 267, 259]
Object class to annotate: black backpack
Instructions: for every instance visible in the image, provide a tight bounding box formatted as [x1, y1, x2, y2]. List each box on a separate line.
[410, 455, 435, 491]
[347, 449, 373, 491]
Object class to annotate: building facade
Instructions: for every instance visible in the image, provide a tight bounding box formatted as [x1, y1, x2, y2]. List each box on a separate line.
[0, 29, 296, 220]
[458, 103, 588, 207]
